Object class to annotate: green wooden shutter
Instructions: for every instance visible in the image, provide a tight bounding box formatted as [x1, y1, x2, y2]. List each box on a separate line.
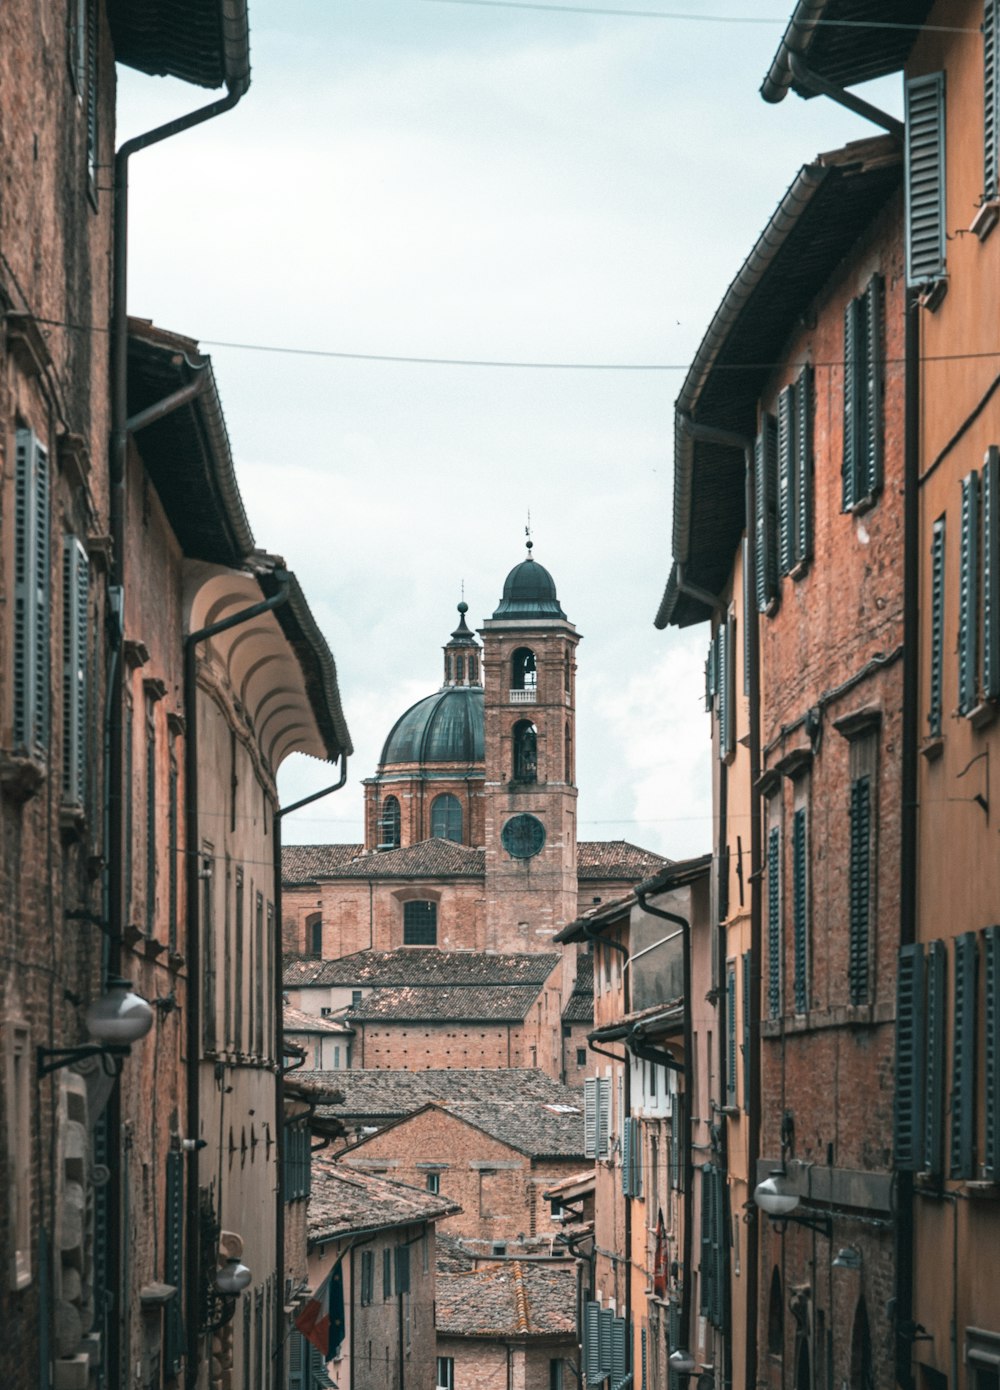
[792, 808, 808, 1014]
[959, 471, 981, 715]
[950, 932, 979, 1179]
[584, 1077, 597, 1159]
[929, 517, 947, 735]
[640, 1326, 647, 1390]
[584, 1302, 601, 1385]
[983, 448, 1000, 699]
[599, 1308, 614, 1377]
[794, 364, 813, 566]
[894, 943, 926, 1171]
[742, 950, 751, 1112]
[726, 963, 737, 1103]
[699, 1166, 711, 1318]
[767, 825, 781, 1019]
[863, 275, 884, 499]
[164, 1151, 185, 1374]
[621, 1115, 632, 1196]
[14, 428, 51, 759]
[777, 385, 795, 576]
[754, 415, 778, 612]
[598, 1078, 611, 1160]
[288, 1331, 305, 1390]
[986, 0, 999, 199]
[61, 537, 89, 807]
[667, 1303, 681, 1390]
[395, 1245, 410, 1294]
[383, 1248, 392, 1299]
[983, 926, 1000, 1180]
[611, 1317, 627, 1381]
[906, 72, 947, 285]
[842, 296, 862, 511]
[848, 777, 872, 1005]
[718, 615, 735, 760]
[742, 537, 751, 695]
[924, 941, 947, 1179]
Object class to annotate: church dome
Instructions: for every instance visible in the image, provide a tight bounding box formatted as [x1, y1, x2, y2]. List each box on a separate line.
[380, 686, 485, 767]
[492, 549, 566, 620]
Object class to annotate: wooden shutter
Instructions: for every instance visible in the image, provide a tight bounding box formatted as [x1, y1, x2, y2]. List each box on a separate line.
[986, 0, 999, 199]
[718, 615, 735, 760]
[848, 777, 872, 1005]
[599, 1308, 613, 1377]
[726, 964, 737, 1103]
[62, 537, 89, 806]
[842, 296, 862, 511]
[742, 950, 752, 1112]
[611, 1317, 627, 1381]
[640, 1326, 647, 1390]
[754, 415, 778, 612]
[699, 1166, 711, 1317]
[863, 275, 884, 499]
[742, 537, 751, 695]
[14, 428, 51, 759]
[767, 825, 782, 1019]
[667, 1303, 682, 1390]
[164, 1151, 184, 1374]
[905, 72, 947, 285]
[924, 941, 947, 1179]
[894, 943, 926, 1171]
[777, 385, 795, 576]
[983, 927, 1000, 1180]
[583, 1302, 600, 1385]
[598, 1077, 611, 1160]
[984, 448, 1000, 699]
[622, 1114, 633, 1195]
[383, 1248, 392, 1299]
[792, 808, 808, 1014]
[950, 932, 979, 1179]
[395, 1245, 410, 1294]
[288, 1330, 305, 1390]
[929, 517, 947, 735]
[959, 471, 981, 715]
[584, 1077, 597, 1158]
[794, 364, 813, 566]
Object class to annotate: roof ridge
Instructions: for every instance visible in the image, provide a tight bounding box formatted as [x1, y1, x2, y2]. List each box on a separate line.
[511, 1261, 530, 1334]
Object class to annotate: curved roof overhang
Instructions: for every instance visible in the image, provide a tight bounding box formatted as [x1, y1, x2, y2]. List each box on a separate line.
[185, 557, 352, 775]
[109, 0, 251, 93]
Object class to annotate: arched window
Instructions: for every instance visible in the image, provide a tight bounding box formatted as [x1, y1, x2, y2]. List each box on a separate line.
[456, 654, 465, 681]
[305, 912, 322, 959]
[564, 722, 572, 782]
[767, 1266, 783, 1356]
[849, 1299, 874, 1390]
[431, 793, 463, 843]
[511, 648, 537, 692]
[512, 720, 538, 783]
[403, 900, 437, 946]
[468, 654, 479, 684]
[378, 795, 401, 850]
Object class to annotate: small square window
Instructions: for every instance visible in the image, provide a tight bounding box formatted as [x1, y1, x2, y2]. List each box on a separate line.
[426, 1172, 440, 1195]
[576, 1048, 587, 1067]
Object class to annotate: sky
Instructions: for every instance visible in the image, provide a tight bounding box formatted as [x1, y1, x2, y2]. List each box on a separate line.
[117, 1, 901, 861]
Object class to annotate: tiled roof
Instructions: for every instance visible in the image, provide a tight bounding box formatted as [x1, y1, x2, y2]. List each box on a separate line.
[283, 1006, 353, 1034]
[562, 956, 593, 1024]
[308, 1160, 460, 1243]
[311, 1068, 576, 1122]
[434, 1100, 585, 1160]
[542, 1169, 595, 1200]
[284, 949, 560, 989]
[349, 985, 541, 1023]
[282, 840, 484, 882]
[576, 841, 670, 881]
[436, 1235, 478, 1273]
[436, 1262, 577, 1339]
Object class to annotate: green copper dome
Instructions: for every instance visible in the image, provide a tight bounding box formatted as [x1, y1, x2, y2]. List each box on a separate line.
[380, 686, 485, 767]
[492, 550, 566, 620]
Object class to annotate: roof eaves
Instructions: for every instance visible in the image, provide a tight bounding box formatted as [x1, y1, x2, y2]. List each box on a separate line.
[553, 893, 635, 944]
[109, 0, 251, 93]
[760, 1, 931, 105]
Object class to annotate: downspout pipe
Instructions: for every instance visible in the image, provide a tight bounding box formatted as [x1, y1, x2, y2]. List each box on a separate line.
[633, 882, 694, 1375]
[273, 756, 349, 1390]
[184, 575, 291, 1389]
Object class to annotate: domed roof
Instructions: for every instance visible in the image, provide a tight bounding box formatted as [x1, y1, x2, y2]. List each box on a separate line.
[380, 686, 485, 767]
[492, 549, 566, 620]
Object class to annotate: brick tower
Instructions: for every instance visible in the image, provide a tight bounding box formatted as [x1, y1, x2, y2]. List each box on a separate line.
[479, 543, 581, 951]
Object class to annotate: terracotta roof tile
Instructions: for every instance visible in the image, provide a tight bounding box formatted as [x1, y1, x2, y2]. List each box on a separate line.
[283, 1005, 353, 1034]
[312, 1068, 575, 1123]
[283, 844, 365, 882]
[436, 1262, 577, 1338]
[283, 840, 484, 882]
[575, 841, 670, 882]
[349, 985, 542, 1022]
[562, 956, 593, 1023]
[308, 1161, 459, 1243]
[284, 949, 560, 989]
[433, 1099, 586, 1160]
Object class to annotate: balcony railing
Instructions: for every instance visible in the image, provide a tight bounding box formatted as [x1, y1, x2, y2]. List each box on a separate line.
[509, 689, 537, 703]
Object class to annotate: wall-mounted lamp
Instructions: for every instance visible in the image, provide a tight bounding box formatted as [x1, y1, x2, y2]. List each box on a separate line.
[753, 1169, 832, 1238]
[215, 1257, 252, 1296]
[38, 977, 154, 1077]
[832, 1245, 862, 1271]
[668, 1347, 697, 1375]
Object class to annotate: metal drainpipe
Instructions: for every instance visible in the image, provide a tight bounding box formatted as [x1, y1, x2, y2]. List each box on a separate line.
[273, 759, 349, 1389]
[105, 79, 247, 1390]
[633, 883, 694, 1376]
[715, 750, 734, 1390]
[183, 575, 291, 1388]
[896, 286, 921, 1390]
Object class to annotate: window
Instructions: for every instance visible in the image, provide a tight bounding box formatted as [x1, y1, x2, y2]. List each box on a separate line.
[512, 720, 538, 782]
[842, 275, 884, 510]
[426, 1172, 440, 1195]
[255, 892, 265, 1056]
[550, 1197, 567, 1221]
[378, 795, 401, 850]
[726, 963, 737, 1104]
[84, 0, 98, 198]
[351, 990, 363, 1009]
[383, 1248, 392, 1299]
[753, 413, 779, 612]
[792, 798, 809, 1014]
[621, 1116, 642, 1197]
[584, 1076, 611, 1159]
[951, 932, 979, 1179]
[234, 870, 244, 1053]
[394, 1246, 410, 1294]
[360, 1250, 374, 1306]
[145, 691, 157, 931]
[766, 815, 782, 1019]
[905, 72, 947, 287]
[13, 428, 51, 760]
[5, 1022, 31, 1288]
[202, 847, 216, 1051]
[576, 1047, 587, 1068]
[777, 365, 814, 575]
[403, 900, 437, 946]
[848, 749, 875, 1006]
[306, 913, 323, 959]
[550, 1360, 564, 1390]
[958, 452, 1000, 714]
[436, 1358, 454, 1390]
[61, 537, 89, 806]
[511, 647, 537, 693]
[708, 612, 736, 760]
[767, 1266, 783, 1356]
[430, 793, 462, 843]
[928, 516, 947, 736]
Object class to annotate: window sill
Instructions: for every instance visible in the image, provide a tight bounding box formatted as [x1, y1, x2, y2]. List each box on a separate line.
[918, 278, 948, 312]
[59, 803, 87, 841]
[761, 1000, 894, 1036]
[0, 753, 46, 803]
[920, 735, 944, 761]
[848, 493, 879, 518]
[789, 560, 811, 583]
[971, 198, 1000, 242]
[967, 700, 997, 731]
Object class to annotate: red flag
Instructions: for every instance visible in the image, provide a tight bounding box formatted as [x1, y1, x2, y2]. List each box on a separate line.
[653, 1210, 668, 1299]
[295, 1259, 346, 1361]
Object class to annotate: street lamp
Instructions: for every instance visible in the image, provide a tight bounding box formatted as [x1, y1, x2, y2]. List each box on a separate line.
[38, 976, 154, 1076]
[667, 1347, 697, 1374]
[215, 1257, 252, 1296]
[753, 1170, 832, 1237]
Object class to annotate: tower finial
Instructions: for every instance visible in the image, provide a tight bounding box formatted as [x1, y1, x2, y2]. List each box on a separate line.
[525, 511, 533, 556]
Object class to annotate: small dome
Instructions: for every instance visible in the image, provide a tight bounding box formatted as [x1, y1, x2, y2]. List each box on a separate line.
[492, 555, 566, 620]
[380, 686, 484, 766]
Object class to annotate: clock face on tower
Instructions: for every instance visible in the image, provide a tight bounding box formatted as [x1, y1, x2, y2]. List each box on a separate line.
[501, 813, 546, 860]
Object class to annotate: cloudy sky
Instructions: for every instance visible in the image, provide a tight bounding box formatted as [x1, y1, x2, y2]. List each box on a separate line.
[118, 2, 899, 860]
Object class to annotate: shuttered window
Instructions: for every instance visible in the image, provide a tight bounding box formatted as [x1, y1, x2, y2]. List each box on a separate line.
[717, 613, 735, 761]
[699, 1164, 726, 1329]
[610, 1316, 627, 1383]
[599, 1309, 613, 1379]
[929, 517, 947, 736]
[742, 537, 751, 695]
[61, 537, 89, 807]
[726, 963, 737, 1104]
[848, 776, 872, 1005]
[767, 824, 782, 1019]
[987, 0, 1000, 198]
[777, 386, 795, 576]
[795, 364, 814, 566]
[283, 1123, 311, 1202]
[85, 0, 98, 197]
[924, 941, 947, 1179]
[584, 1302, 601, 1385]
[164, 1151, 184, 1375]
[950, 932, 979, 1180]
[754, 414, 779, 613]
[792, 807, 809, 1014]
[640, 1326, 647, 1390]
[894, 943, 926, 1171]
[667, 1303, 682, 1390]
[584, 1077, 611, 1159]
[842, 277, 884, 511]
[742, 950, 752, 1112]
[983, 927, 1000, 1181]
[905, 72, 947, 286]
[983, 448, 1000, 700]
[959, 470, 981, 715]
[776, 366, 814, 575]
[622, 1116, 643, 1197]
[14, 427, 51, 760]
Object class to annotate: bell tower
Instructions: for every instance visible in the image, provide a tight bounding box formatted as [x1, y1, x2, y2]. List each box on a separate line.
[479, 543, 580, 951]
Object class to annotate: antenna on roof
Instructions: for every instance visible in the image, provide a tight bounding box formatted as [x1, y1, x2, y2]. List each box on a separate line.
[525, 511, 533, 556]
